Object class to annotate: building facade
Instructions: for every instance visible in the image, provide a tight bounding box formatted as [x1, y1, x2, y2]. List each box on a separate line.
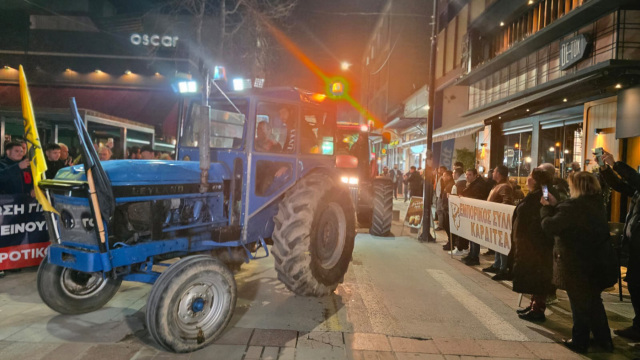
[434, 0, 640, 219]
[0, 0, 201, 156]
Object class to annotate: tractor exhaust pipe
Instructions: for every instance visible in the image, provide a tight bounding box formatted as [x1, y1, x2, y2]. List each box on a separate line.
[198, 105, 211, 193]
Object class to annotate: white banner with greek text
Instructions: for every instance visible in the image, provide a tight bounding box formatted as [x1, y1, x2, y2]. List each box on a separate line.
[448, 196, 515, 255]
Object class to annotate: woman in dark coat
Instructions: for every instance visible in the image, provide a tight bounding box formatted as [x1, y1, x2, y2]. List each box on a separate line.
[540, 171, 615, 353]
[511, 168, 554, 322]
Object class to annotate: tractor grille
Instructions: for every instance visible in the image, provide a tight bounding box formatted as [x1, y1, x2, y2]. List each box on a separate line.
[349, 185, 359, 207]
[51, 194, 100, 249]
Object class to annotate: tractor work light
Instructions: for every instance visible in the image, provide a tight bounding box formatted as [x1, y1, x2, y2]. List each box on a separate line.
[177, 80, 198, 94]
[233, 78, 253, 91]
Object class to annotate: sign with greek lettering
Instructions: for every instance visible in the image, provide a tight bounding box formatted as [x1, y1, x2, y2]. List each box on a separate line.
[0, 194, 49, 270]
[404, 196, 424, 228]
[130, 33, 179, 47]
[448, 195, 515, 255]
[559, 34, 590, 70]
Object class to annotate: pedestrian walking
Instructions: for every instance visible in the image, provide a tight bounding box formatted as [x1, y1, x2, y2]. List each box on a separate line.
[390, 165, 400, 200]
[407, 166, 423, 198]
[511, 168, 554, 323]
[540, 171, 616, 353]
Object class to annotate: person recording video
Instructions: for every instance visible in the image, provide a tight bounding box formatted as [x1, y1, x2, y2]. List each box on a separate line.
[598, 149, 640, 341]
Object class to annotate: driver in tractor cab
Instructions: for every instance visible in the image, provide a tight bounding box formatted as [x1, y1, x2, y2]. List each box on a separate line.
[255, 121, 282, 152]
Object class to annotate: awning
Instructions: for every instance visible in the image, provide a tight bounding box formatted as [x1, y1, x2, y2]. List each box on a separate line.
[455, 75, 596, 133]
[384, 117, 426, 130]
[432, 117, 485, 143]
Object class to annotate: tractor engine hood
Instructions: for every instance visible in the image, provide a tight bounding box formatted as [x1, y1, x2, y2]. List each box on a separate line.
[55, 160, 230, 187]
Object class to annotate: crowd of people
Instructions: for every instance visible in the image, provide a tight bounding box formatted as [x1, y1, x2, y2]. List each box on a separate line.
[0, 138, 175, 277]
[400, 151, 637, 354]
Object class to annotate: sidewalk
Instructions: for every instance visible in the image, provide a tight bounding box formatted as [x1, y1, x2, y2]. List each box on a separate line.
[391, 197, 640, 359]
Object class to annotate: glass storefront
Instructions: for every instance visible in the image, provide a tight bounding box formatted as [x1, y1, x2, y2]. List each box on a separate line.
[538, 121, 583, 178]
[503, 131, 533, 180]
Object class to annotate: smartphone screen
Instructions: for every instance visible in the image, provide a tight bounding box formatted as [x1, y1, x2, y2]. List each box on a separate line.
[542, 185, 549, 200]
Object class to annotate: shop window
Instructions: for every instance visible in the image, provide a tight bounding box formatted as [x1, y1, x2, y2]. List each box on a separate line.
[445, 19, 457, 73]
[503, 131, 533, 192]
[436, 29, 445, 79]
[538, 122, 583, 178]
[456, 6, 469, 68]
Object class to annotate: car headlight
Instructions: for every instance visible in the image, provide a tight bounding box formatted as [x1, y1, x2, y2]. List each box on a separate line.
[341, 176, 358, 185]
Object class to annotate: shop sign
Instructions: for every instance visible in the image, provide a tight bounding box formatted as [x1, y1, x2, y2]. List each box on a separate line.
[404, 196, 424, 228]
[559, 34, 590, 70]
[130, 33, 179, 47]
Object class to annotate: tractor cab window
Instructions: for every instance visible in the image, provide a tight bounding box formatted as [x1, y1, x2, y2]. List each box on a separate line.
[301, 108, 334, 155]
[255, 103, 298, 153]
[180, 100, 247, 149]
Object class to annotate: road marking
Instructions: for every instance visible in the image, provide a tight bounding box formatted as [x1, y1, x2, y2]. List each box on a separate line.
[427, 269, 529, 341]
[323, 293, 343, 332]
[352, 265, 399, 334]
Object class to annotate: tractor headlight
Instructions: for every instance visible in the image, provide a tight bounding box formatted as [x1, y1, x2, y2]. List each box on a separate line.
[341, 176, 358, 185]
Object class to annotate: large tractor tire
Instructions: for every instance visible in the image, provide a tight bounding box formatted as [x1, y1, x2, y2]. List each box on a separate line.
[37, 256, 122, 315]
[145, 255, 236, 353]
[369, 177, 394, 237]
[272, 173, 355, 297]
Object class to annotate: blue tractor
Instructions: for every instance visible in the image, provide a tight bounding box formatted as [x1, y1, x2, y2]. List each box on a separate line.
[36, 88, 356, 352]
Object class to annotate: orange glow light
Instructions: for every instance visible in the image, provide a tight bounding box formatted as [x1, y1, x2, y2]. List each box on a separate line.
[258, 12, 382, 127]
[311, 93, 326, 102]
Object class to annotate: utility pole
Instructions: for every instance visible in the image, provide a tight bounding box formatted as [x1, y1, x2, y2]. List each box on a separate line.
[419, 0, 438, 242]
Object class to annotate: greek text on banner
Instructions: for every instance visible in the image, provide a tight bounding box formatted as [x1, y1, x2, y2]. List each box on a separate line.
[448, 195, 515, 256]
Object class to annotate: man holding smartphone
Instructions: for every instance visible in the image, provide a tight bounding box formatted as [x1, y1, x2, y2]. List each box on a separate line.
[599, 149, 640, 341]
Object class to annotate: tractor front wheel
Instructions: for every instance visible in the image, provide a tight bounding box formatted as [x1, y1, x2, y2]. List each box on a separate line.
[145, 255, 236, 353]
[37, 256, 122, 315]
[369, 177, 393, 237]
[272, 173, 355, 297]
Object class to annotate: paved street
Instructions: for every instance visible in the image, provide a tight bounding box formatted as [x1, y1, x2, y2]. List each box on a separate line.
[0, 198, 638, 360]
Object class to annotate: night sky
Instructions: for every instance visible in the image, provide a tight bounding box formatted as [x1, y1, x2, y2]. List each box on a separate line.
[110, 0, 386, 94]
[273, 0, 387, 94]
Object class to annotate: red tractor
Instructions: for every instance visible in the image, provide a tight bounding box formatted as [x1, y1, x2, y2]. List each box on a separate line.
[336, 124, 393, 236]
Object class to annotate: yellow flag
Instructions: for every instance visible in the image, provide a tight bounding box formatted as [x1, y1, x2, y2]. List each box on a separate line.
[19, 65, 57, 213]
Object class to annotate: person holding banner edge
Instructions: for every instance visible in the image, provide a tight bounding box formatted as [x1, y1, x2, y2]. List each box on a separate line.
[482, 165, 515, 280]
[460, 168, 491, 265]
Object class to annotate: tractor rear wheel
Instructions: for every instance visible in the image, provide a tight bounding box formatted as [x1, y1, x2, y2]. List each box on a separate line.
[37, 256, 122, 315]
[272, 173, 355, 297]
[145, 255, 236, 353]
[369, 177, 393, 236]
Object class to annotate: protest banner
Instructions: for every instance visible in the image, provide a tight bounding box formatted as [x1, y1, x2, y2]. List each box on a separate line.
[404, 196, 424, 228]
[0, 194, 49, 270]
[448, 195, 515, 255]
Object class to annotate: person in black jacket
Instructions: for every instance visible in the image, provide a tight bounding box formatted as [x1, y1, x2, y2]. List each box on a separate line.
[0, 141, 33, 195]
[511, 168, 553, 322]
[407, 166, 423, 198]
[460, 168, 491, 265]
[540, 171, 615, 353]
[600, 150, 640, 341]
